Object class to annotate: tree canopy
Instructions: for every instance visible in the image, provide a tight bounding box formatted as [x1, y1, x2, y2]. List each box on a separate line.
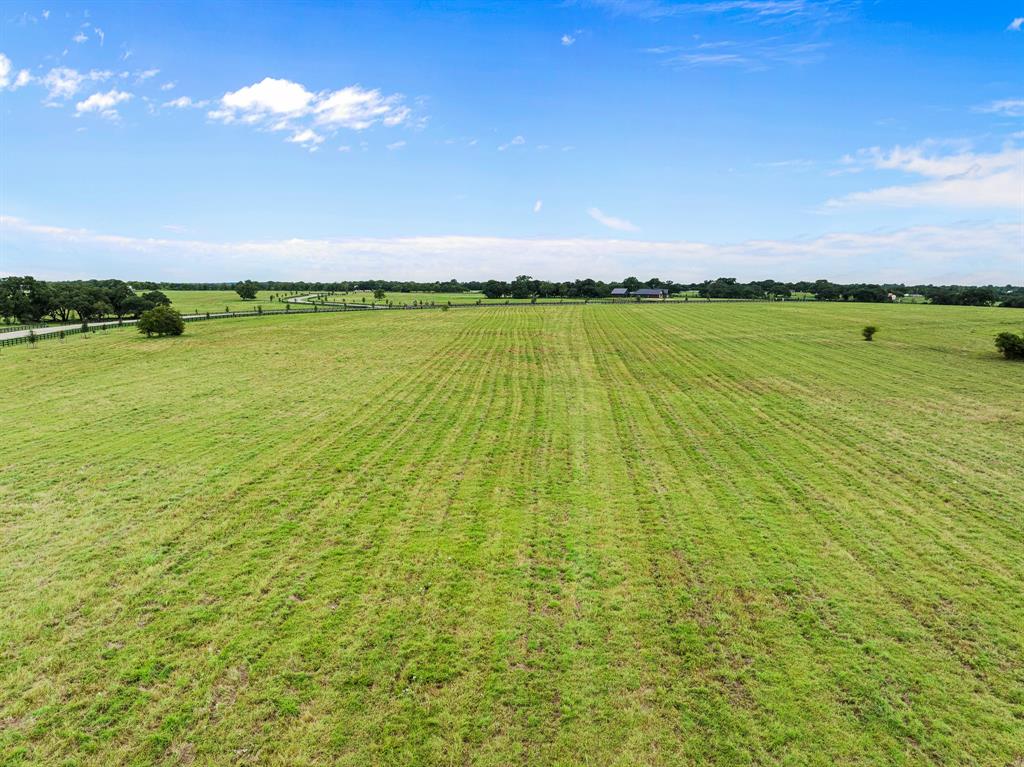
[137, 305, 186, 337]
[234, 280, 259, 300]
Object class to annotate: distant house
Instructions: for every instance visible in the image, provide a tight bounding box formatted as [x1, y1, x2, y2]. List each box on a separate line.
[633, 288, 668, 299]
[610, 288, 629, 297]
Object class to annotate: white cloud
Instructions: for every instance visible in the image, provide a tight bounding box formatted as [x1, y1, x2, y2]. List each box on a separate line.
[386, 140, 407, 150]
[498, 135, 526, 151]
[40, 67, 111, 102]
[95, 27, 105, 45]
[1008, 17, 1024, 31]
[0, 54, 29, 91]
[75, 88, 132, 119]
[73, 31, 88, 44]
[534, 199, 543, 213]
[4, 215, 1019, 285]
[43, 67, 84, 100]
[136, 68, 160, 82]
[0, 54, 11, 89]
[42, 9, 50, 19]
[217, 77, 315, 120]
[977, 98, 1024, 117]
[826, 142, 1023, 209]
[208, 77, 412, 147]
[561, 34, 576, 46]
[588, 207, 639, 232]
[163, 96, 207, 109]
[287, 128, 325, 149]
[160, 81, 176, 91]
[314, 85, 409, 129]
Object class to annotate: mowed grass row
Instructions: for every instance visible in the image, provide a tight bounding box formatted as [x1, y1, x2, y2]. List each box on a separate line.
[1, 303, 1022, 766]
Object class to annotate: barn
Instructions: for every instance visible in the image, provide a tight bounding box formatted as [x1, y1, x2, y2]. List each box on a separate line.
[634, 288, 668, 299]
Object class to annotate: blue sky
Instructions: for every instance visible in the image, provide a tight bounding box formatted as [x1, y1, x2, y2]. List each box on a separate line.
[1, 0, 1021, 283]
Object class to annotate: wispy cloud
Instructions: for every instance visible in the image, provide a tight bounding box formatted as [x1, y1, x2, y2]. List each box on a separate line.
[825, 141, 1023, 209]
[1007, 17, 1024, 31]
[163, 95, 208, 109]
[4, 215, 1019, 285]
[498, 135, 526, 151]
[646, 38, 829, 69]
[386, 139, 407, 150]
[756, 158, 814, 169]
[976, 98, 1024, 117]
[561, 33, 577, 46]
[533, 199, 543, 213]
[590, 0, 846, 23]
[588, 207, 639, 231]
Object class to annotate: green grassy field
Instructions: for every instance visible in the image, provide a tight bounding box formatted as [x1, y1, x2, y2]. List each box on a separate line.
[2, 303, 1023, 766]
[161, 290, 283, 314]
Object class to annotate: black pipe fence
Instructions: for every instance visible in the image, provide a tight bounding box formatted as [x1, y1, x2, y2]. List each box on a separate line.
[1, 294, 776, 350]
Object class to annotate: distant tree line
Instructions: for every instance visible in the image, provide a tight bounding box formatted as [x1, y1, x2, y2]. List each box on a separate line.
[695, 278, 1023, 306]
[3, 274, 1022, 324]
[126, 276, 1022, 305]
[0, 277, 170, 323]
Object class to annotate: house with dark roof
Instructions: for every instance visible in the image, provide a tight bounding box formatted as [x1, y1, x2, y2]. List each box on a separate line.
[633, 288, 668, 299]
[610, 288, 629, 297]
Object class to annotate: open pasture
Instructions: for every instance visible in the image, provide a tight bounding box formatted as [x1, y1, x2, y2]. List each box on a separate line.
[315, 290, 570, 304]
[1, 302, 1022, 766]
[162, 290, 279, 315]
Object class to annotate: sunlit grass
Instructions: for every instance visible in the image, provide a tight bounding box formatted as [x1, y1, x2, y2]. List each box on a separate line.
[1, 302, 1022, 766]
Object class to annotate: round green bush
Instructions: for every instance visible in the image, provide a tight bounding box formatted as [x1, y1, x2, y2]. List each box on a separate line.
[994, 331, 1024, 360]
[137, 305, 185, 337]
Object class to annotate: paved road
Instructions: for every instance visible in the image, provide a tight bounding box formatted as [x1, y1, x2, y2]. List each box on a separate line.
[0, 292, 603, 345]
[0, 310, 251, 343]
[0, 297, 384, 344]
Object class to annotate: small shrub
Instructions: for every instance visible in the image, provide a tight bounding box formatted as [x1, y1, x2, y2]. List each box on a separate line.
[862, 325, 877, 342]
[994, 331, 1024, 360]
[137, 305, 185, 337]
